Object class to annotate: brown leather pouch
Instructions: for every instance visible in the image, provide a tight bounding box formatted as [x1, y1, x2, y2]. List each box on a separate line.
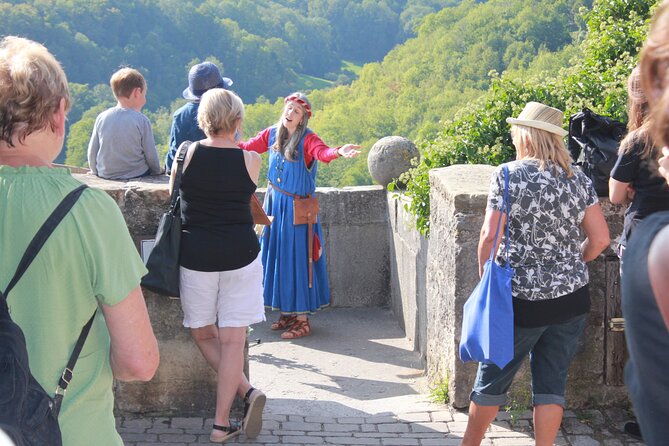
[293, 196, 319, 288]
[293, 196, 319, 225]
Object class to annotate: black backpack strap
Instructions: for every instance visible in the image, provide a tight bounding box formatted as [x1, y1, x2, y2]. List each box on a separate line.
[53, 308, 96, 415]
[1, 184, 88, 298]
[0, 183, 93, 414]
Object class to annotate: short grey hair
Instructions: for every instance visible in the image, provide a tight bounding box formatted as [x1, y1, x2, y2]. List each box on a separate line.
[0, 36, 70, 146]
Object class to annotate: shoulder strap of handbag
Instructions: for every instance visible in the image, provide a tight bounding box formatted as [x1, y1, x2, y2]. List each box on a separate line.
[0, 184, 96, 414]
[169, 140, 192, 210]
[489, 164, 510, 262]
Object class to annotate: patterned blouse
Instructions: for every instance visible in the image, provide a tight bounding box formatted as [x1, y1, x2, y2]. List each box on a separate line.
[487, 159, 598, 301]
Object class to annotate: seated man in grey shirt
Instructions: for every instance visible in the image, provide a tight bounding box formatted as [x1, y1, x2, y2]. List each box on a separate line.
[87, 67, 161, 179]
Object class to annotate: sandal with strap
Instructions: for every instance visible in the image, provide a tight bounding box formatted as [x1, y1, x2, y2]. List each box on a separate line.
[242, 387, 266, 439]
[270, 315, 297, 331]
[210, 422, 240, 443]
[281, 319, 311, 339]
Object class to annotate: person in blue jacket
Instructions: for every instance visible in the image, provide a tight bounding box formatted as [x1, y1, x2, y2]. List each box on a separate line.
[164, 62, 233, 172]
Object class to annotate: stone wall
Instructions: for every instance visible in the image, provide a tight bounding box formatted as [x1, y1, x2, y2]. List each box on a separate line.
[426, 165, 494, 408]
[76, 164, 633, 414]
[387, 195, 428, 357]
[73, 175, 390, 415]
[318, 186, 391, 308]
[388, 164, 631, 410]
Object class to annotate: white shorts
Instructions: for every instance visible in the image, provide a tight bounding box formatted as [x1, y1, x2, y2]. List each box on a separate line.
[179, 254, 266, 328]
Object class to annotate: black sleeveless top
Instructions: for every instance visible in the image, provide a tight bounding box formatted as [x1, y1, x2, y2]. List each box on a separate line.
[179, 143, 259, 271]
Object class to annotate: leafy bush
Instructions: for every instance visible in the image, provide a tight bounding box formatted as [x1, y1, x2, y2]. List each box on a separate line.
[397, 0, 657, 236]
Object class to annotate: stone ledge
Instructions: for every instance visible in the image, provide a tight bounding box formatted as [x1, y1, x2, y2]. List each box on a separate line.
[70, 175, 390, 414]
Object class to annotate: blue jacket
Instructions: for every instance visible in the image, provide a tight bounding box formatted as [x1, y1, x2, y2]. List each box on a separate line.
[165, 101, 206, 171]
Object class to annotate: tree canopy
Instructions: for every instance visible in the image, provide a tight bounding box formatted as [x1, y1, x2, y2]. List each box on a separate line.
[252, 0, 589, 188]
[395, 0, 657, 236]
[1, 0, 453, 107]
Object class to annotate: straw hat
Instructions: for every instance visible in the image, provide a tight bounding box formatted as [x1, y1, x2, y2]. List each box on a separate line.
[506, 102, 568, 137]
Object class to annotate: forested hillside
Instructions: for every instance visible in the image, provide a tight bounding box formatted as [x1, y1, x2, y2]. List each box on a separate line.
[282, 0, 590, 186]
[0, 0, 453, 107]
[397, 0, 657, 235]
[2, 0, 460, 165]
[3, 0, 601, 189]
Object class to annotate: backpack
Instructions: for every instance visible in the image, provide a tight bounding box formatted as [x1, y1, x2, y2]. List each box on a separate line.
[0, 185, 95, 446]
[568, 108, 627, 197]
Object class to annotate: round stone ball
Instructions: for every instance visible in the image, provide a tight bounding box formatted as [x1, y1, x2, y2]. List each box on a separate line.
[367, 136, 419, 187]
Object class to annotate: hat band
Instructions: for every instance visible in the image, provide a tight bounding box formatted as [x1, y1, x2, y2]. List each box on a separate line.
[192, 84, 226, 97]
[506, 117, 567, 137]
[285, 95, 312, 117]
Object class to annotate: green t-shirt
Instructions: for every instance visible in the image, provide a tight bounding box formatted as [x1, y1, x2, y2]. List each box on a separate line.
[0, 166, 147, 446]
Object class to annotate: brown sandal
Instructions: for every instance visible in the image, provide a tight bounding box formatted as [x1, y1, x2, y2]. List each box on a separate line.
[271, 315, 297, 331]
[281, 319, 311, 339]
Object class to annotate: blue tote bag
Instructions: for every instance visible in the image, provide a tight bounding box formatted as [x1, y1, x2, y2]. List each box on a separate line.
[459, 165, 514, 369]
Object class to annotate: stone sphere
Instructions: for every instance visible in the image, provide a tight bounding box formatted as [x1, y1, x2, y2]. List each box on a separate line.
[367, 136, 419, 187]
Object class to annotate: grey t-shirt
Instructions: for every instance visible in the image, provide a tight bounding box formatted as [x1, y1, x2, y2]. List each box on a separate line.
[87, 106, 161, 179]
[487, 160, 598, 301]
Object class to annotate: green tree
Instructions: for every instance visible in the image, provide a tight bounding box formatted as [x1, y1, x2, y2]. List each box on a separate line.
[397, 0, 657, 236]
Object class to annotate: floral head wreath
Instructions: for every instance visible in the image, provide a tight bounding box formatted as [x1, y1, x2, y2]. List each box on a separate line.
[284, 94, 312, 118]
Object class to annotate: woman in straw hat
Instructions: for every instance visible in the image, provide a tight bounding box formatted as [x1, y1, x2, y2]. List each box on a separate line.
[461, 102, 610, 446]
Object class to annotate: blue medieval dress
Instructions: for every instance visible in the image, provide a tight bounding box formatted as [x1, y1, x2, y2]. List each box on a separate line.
[260, 127, 330, 314]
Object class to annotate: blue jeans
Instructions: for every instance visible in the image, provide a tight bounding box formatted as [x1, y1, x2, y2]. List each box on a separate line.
[470, 313, 587, 407]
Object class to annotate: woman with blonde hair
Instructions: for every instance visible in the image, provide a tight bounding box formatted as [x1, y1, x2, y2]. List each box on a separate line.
[170, 88, 266, 443]
[461, 102, 609, 446]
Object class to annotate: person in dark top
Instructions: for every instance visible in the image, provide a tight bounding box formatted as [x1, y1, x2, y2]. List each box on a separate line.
[609, 66, 669, 254]
[169, 88, 265, 443]
[608, 67, 669, 442]
[621, 3, 669, 444]
[164, 62, 233, 172]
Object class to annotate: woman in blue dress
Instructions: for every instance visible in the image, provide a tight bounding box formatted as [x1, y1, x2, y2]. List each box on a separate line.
[240, 92, 360, 339]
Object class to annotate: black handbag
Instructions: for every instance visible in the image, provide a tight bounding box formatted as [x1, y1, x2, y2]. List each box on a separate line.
[141, 141, 190, 296]
[568, 108, 627, 197]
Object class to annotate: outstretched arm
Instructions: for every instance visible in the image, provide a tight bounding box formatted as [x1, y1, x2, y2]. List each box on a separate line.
[238, 128, 270, 154]
[304, 132, 360, 164]
[337, 144, 361, 158]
